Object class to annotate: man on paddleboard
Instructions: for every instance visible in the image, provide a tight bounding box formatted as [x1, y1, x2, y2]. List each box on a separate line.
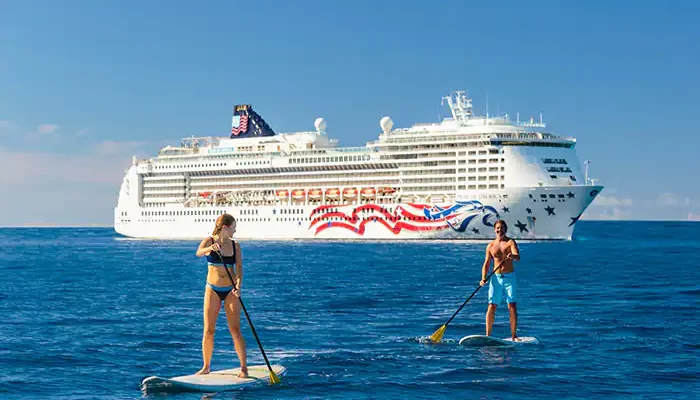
[480, 220, 521, 341]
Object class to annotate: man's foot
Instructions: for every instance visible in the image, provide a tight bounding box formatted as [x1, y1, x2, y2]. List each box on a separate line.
[237, 366, 249, 378]
[195, 366, 210, 375]
[511, 336, 521, 342]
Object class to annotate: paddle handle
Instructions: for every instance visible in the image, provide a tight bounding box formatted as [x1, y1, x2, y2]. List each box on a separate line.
[443, 265, 502, 327]
[214, 250, 277, 376]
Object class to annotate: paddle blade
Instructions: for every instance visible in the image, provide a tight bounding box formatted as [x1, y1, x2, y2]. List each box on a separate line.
[430, 325, 446, 343]
[269, 370, 281, 384]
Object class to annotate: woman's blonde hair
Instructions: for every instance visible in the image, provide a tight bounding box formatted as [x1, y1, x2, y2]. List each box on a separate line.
[212, 213, 236, 236]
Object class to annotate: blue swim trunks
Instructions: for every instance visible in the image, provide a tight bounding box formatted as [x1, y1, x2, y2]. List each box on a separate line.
[488, 272, 517, 305]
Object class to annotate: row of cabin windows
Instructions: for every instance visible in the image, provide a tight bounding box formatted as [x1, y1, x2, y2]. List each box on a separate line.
[142, 209, 226, 216]
[466, 158, 504, 164]
[280, 208, 304, 214]
[142, 187, 186, 192]
[458, 176, 504, 182]
[189, 171, 395, 182]
[152, 160, 273, 171]
[546, 166, 572, 173]
[460, 167, 504, 173]
[542, 158, 568, 164]
[154, 163, 226, 170]
[162, 214, 472, 224]
[457, 168, 503, 174]
[141, 209, 317, 217]
[470, 150, 501, 155]
[550, 175, 577, 181]
[457, 184, 504, 190]
[140, 208, 344, 217]
[291, 155, 371, 164]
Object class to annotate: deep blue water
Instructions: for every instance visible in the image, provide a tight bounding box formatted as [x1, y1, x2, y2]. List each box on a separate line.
[1, 221, 699, 399]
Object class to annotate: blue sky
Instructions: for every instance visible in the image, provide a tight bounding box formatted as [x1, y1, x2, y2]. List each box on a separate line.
[1, 0, 698, 226]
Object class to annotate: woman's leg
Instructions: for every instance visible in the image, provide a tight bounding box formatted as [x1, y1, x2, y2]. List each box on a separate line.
[224, 294, 248, 377]
[196, 287, 221, 375]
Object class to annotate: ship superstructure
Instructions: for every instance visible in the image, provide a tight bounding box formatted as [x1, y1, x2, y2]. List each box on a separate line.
[115, 92, 602, 240]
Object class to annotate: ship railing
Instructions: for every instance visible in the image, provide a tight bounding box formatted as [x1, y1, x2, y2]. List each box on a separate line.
[289, 147, 375, 156]
[371, 131, 574, 145]
[331, 146, 376, 153]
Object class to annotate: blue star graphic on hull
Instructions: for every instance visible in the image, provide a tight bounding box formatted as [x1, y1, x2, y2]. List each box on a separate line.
[569, 212, 583, 226]
[526, 208, 532, 214]
[514, 220, 529, 232]
[567, 192, 575, 198]
[545, 206, 556, 216]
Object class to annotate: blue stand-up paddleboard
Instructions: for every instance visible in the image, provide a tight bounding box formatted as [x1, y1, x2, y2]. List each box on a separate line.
[459, 335, 539, 347]
[141, 364, 287, 393]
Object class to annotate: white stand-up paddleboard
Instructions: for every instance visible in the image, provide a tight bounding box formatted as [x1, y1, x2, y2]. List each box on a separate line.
[459, 335, 539, 347]
[141, 364, 286, 392]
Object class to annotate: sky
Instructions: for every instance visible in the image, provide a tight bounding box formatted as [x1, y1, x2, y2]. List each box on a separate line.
[0, 0, 698, 226]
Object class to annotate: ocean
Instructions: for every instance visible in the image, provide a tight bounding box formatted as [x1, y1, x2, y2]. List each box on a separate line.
[0, 221, 698, 399]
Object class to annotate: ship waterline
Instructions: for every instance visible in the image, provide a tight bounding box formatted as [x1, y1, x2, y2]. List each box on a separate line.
[114, 92, 602, 240]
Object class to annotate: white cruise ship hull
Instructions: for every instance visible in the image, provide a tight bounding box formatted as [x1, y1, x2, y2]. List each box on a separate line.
[115, 185, 602, 241]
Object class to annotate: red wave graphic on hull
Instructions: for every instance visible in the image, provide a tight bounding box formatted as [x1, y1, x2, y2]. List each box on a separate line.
[309, 203, 453, 236]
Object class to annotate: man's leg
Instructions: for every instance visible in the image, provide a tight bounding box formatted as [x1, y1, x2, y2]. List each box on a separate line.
[508, 302, 518, 340]
[486, 276, 501, 336]
[505, 274, 518, 340]
[486, 304, 497, 336]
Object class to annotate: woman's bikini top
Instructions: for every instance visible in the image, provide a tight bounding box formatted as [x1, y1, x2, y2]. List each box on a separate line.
[205, 237, 237, 266]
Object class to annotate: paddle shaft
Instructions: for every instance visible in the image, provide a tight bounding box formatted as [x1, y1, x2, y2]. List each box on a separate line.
[214, 249, 276, 377]
[443, 265, 503, 327]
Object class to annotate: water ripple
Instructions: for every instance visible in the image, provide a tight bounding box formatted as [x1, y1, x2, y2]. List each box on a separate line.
[0, 222, 699, 399]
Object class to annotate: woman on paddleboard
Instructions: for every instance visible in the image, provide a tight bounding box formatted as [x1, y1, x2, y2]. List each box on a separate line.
[194, 213, 248, 378]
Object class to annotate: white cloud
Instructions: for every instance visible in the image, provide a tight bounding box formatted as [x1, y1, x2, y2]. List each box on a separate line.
[0, 146, 134, 185]
[37, 124, 60, 134]
[0, 183, 118, 227]
[591, 195, 633, 207]
[582, 207, 632, 220]
[96, 140, 146, 155]
[584, 190, 634, 220]
[0, 140, 150, 226]
[657, 192, 691, 207]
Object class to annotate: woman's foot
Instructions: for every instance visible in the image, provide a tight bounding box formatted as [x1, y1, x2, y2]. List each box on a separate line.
[195, 366, 210, 375]
[237, 366, 249, 378]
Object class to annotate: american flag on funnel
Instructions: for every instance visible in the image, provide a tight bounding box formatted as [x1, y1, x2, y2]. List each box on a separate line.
[231, 108, 249, 136]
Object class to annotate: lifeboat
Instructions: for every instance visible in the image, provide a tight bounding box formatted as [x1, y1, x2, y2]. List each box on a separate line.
[361, 188, 376, 199]
[308, 189, 322, 200]
[291, 189, 306, 201]
[325, 188, 340, 200]
[199, 191, 212, 198]
[276, 190, 289, 200]
[343, 188, 358, 199]
[379, 187, 396, 194]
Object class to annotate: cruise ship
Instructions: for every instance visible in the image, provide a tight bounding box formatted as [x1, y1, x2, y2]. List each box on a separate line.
[114, 91, 602, 240]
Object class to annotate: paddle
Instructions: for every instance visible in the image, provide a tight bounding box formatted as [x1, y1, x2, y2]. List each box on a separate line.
[215, 249, 281, 384]
[429, 264, 503, 343]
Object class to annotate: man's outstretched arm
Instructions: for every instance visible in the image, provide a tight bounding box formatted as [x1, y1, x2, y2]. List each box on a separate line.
[509, 240, 521, 261]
